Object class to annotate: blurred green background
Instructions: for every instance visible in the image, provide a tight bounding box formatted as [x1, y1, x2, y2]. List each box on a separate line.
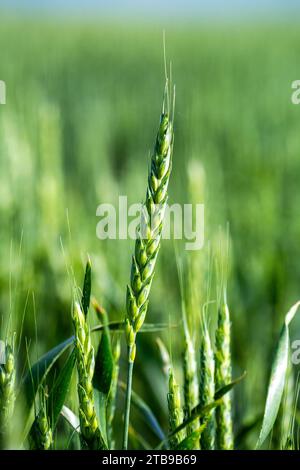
[0, 9, 300, 448]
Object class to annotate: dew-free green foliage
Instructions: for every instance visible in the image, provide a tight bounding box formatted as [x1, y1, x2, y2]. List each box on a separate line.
[0, 16, 300, 451]
[256, 302, 300, 449]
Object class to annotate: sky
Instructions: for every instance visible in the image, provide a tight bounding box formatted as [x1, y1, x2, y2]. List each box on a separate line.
[1, 0, 300, 20]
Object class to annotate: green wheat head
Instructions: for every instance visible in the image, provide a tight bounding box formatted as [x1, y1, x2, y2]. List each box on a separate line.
[168, 367, 185, 449]
[30, 390, 53, 450]
[125, 108, 173, 358]
[72, 302, 106, 450]
[199, 319, 215, 449]
[215, 296, 233, 450]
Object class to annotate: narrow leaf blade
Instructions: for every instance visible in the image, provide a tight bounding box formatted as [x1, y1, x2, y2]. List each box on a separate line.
[48, 348, 76, 429]
[256, 301, 300, 448]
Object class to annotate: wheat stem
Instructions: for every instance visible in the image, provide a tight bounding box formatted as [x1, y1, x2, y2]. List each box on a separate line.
[123, 347, 134, 450]
[107, 339, 120, 449]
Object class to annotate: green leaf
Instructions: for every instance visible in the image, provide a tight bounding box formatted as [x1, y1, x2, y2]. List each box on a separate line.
[175, 424, 207, 450]
[93, 310, 114, 445]
[48, 349, 76, 429]
[256, 301, 300, 449]
[235, 415, 263, 448]
[81, 259, 91, 317]
[119, 381, 166, 443]
[61, 405, 80, 433]
[22, 337, 73, 412]
[92, 321, 171, 334]
[20, 318, 161, 414]
[214, 371, 247, 400]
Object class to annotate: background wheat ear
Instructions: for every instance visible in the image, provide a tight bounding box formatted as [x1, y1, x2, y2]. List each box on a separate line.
[123, 84, 174, 450]
[168, 367, 185, 449]
[199, 316, 215, 450]
[182, 326, 199, 440]
[215, 291, 234, 450]
[73, 301, 106, 450]
[176, 257, 200, 445]
[0, 342, 16, 449]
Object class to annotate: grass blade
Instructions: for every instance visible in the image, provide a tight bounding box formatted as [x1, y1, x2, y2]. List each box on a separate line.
[175, 424, 207, 450]
[256, 301, 300, 448]
[119, 381, 165, 443]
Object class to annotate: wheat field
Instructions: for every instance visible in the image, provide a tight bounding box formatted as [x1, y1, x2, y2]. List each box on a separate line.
[0, 16, 300, 450]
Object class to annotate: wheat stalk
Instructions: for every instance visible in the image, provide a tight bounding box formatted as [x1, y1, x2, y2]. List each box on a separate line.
[199, 319, 215, 449]
[215, 293, 233, 450]
[107, 338, 120, 449]
[73, 302, 106, 450]
[0, 343, 16, 448]
[123, 89, 174, 449]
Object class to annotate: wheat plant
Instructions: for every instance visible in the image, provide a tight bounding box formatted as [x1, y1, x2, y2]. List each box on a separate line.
[123, 86, 174, 449]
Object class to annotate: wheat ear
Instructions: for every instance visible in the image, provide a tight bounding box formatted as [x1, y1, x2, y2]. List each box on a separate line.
[73, 302, 106, 450]
[168, 368, 185, 449]
[123, 93, 174, 449]
[215, 293, 233, 450]
[30, 390, 53, 450]
[199, 319, 215, 449]
[0, 343, 16, 448]
[182, 328, 199, 443]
